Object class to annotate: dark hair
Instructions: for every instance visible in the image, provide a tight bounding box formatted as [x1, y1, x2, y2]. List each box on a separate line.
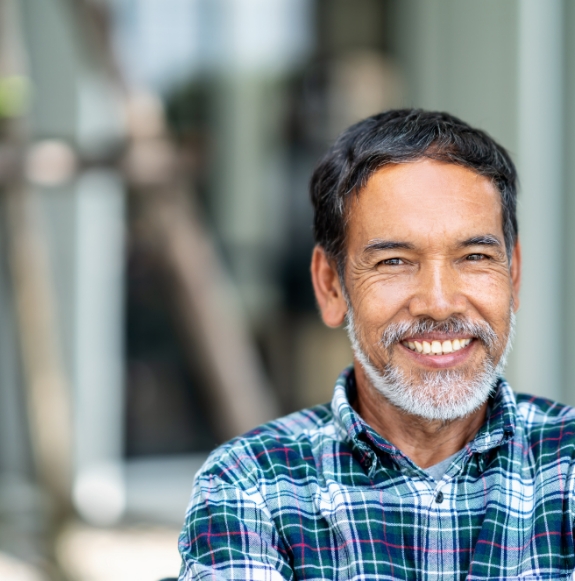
[310, 109, 518, 274]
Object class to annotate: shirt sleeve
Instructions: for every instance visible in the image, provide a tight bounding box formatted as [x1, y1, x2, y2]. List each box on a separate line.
[178, 471, 294, 581]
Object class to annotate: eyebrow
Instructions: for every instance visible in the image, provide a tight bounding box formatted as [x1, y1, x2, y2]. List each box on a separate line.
[363, 239, 415, 254]
[458, 234, 503, 249]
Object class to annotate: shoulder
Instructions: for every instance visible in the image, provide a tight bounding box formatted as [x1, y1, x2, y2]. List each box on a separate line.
[195, 403, 337, 488]
[515, 392, 575, 452]
[515, 392, 575, 426]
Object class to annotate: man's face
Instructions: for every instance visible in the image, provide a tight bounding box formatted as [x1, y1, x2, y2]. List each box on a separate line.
[341, 159, 520, 419]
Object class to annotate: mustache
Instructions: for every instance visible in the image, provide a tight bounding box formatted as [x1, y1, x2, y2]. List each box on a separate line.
[380, 316, 498, 350]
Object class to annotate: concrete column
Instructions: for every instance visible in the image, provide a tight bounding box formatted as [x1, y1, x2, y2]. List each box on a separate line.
[562, 1, 575, 406]
[513, 0, 564, 400]
[70, 171, 126, 525]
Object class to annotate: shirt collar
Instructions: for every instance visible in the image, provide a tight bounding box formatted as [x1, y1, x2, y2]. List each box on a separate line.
[331, 365, 518, 462]
[467, 376, 517, 452]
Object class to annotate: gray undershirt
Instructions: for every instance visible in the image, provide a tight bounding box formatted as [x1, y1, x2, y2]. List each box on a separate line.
[424, 451, 459, 481]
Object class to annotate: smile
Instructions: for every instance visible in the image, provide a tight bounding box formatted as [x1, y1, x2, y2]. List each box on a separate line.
[402, 338, 473, 355]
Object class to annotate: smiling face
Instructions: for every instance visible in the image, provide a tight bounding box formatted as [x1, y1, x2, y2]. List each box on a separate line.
[312, 158, 521, 421]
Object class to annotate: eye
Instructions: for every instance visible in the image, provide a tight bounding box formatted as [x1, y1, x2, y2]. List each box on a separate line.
[380, 258, 404, 266]
[466, 253, 488, 261]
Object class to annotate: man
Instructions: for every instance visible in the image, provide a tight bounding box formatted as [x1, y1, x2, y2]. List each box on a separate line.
[178, 110, 575, 580]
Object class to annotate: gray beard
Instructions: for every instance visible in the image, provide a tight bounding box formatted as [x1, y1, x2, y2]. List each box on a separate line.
[346, 310, 515, 422]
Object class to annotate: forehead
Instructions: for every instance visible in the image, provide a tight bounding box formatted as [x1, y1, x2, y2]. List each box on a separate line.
[347, 159, 503, 248]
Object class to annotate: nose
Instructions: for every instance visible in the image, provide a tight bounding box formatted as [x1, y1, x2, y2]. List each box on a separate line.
[408, 261, 467, 320]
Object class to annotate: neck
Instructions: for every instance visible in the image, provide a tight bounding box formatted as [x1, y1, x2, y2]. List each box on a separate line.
[353, 362, 488, 468]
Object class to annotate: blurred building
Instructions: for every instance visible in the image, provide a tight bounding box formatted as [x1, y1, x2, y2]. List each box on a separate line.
[0, 0, 575, 579]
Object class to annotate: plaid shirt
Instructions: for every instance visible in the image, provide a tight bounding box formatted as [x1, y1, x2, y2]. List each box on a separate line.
[178, 367, 575, 580]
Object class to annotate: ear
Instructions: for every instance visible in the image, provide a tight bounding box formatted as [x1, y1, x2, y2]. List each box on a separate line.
[311, 246, 348, 328]
[510, 239, 522, 311]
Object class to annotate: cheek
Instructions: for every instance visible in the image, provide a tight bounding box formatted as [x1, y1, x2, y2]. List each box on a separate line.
[461, 277, 513, 325]
[355, 279, 410, 317]
[351, 285, 410, 343]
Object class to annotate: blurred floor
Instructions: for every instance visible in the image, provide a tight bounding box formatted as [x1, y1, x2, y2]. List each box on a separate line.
[0, 552, 46, 581]
[56, 521, 180, 581]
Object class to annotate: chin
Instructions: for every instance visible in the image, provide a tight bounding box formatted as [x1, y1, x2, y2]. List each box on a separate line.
[365, 362, 498, 421]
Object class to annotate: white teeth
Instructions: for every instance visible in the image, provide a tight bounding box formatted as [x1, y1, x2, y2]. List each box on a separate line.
[431, 341, 442, 354]
[403, 337, 473, 355]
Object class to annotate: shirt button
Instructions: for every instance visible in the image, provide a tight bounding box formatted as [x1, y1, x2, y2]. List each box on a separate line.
[435, 491, 444, 504]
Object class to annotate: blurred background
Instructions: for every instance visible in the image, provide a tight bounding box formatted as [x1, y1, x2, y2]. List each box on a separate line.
[0, 0, 573, 579]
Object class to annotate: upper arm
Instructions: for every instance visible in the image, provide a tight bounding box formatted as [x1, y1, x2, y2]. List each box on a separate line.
[178, 472, 293, 581]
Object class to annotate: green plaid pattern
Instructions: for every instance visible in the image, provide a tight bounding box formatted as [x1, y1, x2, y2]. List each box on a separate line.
[178, 367, 575, 580]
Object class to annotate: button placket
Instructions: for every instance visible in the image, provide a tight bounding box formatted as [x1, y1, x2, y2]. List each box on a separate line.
[426, 481, 455, 577]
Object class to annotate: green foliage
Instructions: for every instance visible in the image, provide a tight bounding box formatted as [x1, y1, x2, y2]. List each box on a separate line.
[0, 75, 30, 118]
